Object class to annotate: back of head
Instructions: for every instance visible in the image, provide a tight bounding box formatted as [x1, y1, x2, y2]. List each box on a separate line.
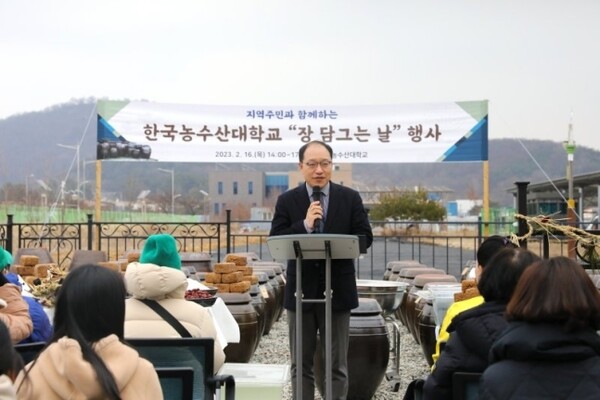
[477, 236, 516, 268]
[53, 264, 126, 342]
[477, 247, 540, 303]
[139, 234, 181, 270]
[507, 256, 600, 331]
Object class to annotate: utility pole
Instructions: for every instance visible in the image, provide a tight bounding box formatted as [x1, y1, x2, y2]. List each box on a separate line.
[563, 112, 576, 258]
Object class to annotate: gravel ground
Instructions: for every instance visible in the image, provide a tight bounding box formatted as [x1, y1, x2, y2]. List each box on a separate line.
[249, 310, 430, 400]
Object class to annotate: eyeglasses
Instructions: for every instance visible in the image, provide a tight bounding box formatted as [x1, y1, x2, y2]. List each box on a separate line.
[304, 160, 332, 169]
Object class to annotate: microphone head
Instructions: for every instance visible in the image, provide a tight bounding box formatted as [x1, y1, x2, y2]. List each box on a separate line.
[312, 186, 322, 232]
[312, 186, 321, 200]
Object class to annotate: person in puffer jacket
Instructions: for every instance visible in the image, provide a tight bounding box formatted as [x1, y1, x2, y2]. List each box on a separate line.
[4, 272, 52, 344]
[15, 264, 162, 400]
[479, 256, 600, 400]
[422, 247, 540, 400]
[124, 233, 225, 373]
[0, 248, 32, 343]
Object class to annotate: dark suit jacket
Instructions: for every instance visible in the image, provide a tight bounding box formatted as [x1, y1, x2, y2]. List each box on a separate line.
[269, 182, 373, 311]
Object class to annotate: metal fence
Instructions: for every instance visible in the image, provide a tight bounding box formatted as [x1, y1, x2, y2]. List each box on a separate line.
[0, 213, 576, 280]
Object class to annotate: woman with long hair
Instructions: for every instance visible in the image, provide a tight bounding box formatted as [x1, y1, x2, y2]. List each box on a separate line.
[15, 264, 162, 399]
[479, 256, 600, 399]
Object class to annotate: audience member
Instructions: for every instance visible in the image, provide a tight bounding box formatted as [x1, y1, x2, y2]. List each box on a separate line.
[124, 233, 226, 372]
[432, 235, 516, 364]
[0, 248, 32, 344]
[479, 256, 600, 399]
[15, 264, 162, 399]
[3, 272, 52, 344]
[0, 321, 18, 399]
[422, 247, 540, 399]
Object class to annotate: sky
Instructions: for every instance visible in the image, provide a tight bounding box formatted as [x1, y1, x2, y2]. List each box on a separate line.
[1, 0, 599, 151]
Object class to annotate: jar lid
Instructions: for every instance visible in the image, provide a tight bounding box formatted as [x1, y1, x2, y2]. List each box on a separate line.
[179, 252, 211, 261]
[217, 292, 252, 304]
[249, 284, 260, 295]
[387, 260, 427, 272]
[351, 298, 382, 315]
[250, 261, 284, 274]
[252, 267, 275, 278]
[356, 279, 409, 293]
[413, 274, 457, 288]
[398, 267, 440, 279]
[255, 271, 269, 283]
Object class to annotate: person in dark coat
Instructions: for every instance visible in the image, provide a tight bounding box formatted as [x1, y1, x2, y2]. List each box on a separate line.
[479, 256, 600, 400]
[269, 140, 373, 400]
[422, 247, 540, 400]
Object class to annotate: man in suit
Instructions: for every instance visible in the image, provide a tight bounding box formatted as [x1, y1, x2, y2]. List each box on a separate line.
[270, 140, 373, 400]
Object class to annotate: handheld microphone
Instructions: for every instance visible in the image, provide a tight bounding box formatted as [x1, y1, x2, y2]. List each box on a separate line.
[312, 186, 322, 232]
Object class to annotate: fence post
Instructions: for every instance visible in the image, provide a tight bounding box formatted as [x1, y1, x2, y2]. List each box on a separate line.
[477, 216, 483, 246]
[87, 214, 94, 250]
[515, 181, 530, 249]
[226, 210, 231, 255]
[542, 232, 550, 259]
[6, 214, 14, 254]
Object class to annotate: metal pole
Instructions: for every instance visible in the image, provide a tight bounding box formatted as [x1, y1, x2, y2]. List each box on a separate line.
[597, 185, 600, 229]
[515, 181, 529, 249]
[482, 160, 490, 236]
[95, 160, 102, 222]
[578, 187, 584, 227]
[295, 247, 303, 400]
[324, 240, 333, 400]
[76, 144, 80, 217]
[564, 113, 576, 257]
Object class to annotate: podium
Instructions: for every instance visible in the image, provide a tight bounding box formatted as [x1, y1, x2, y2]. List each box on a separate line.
[267, 234, 360, 400]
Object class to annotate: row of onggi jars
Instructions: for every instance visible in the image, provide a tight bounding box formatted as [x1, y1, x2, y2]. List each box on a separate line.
[384, 260, 459, 367]
[198, 258, 287, 364]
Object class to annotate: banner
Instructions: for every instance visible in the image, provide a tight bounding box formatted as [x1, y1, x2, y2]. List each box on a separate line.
[97, 100, 488, 163]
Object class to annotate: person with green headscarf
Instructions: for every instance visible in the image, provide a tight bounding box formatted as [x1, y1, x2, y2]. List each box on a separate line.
[123, 234, 225, 372]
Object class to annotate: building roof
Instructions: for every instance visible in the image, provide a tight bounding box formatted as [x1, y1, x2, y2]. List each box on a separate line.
[354, 184, 454, 194]
[506, 170, 600, 198]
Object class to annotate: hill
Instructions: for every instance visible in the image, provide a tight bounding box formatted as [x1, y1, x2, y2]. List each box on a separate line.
[1, 99, 598, 207]
[353, 138, 599, 205]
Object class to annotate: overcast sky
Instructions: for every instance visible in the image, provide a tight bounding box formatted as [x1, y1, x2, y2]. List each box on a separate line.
[1, 0, 599, 151]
